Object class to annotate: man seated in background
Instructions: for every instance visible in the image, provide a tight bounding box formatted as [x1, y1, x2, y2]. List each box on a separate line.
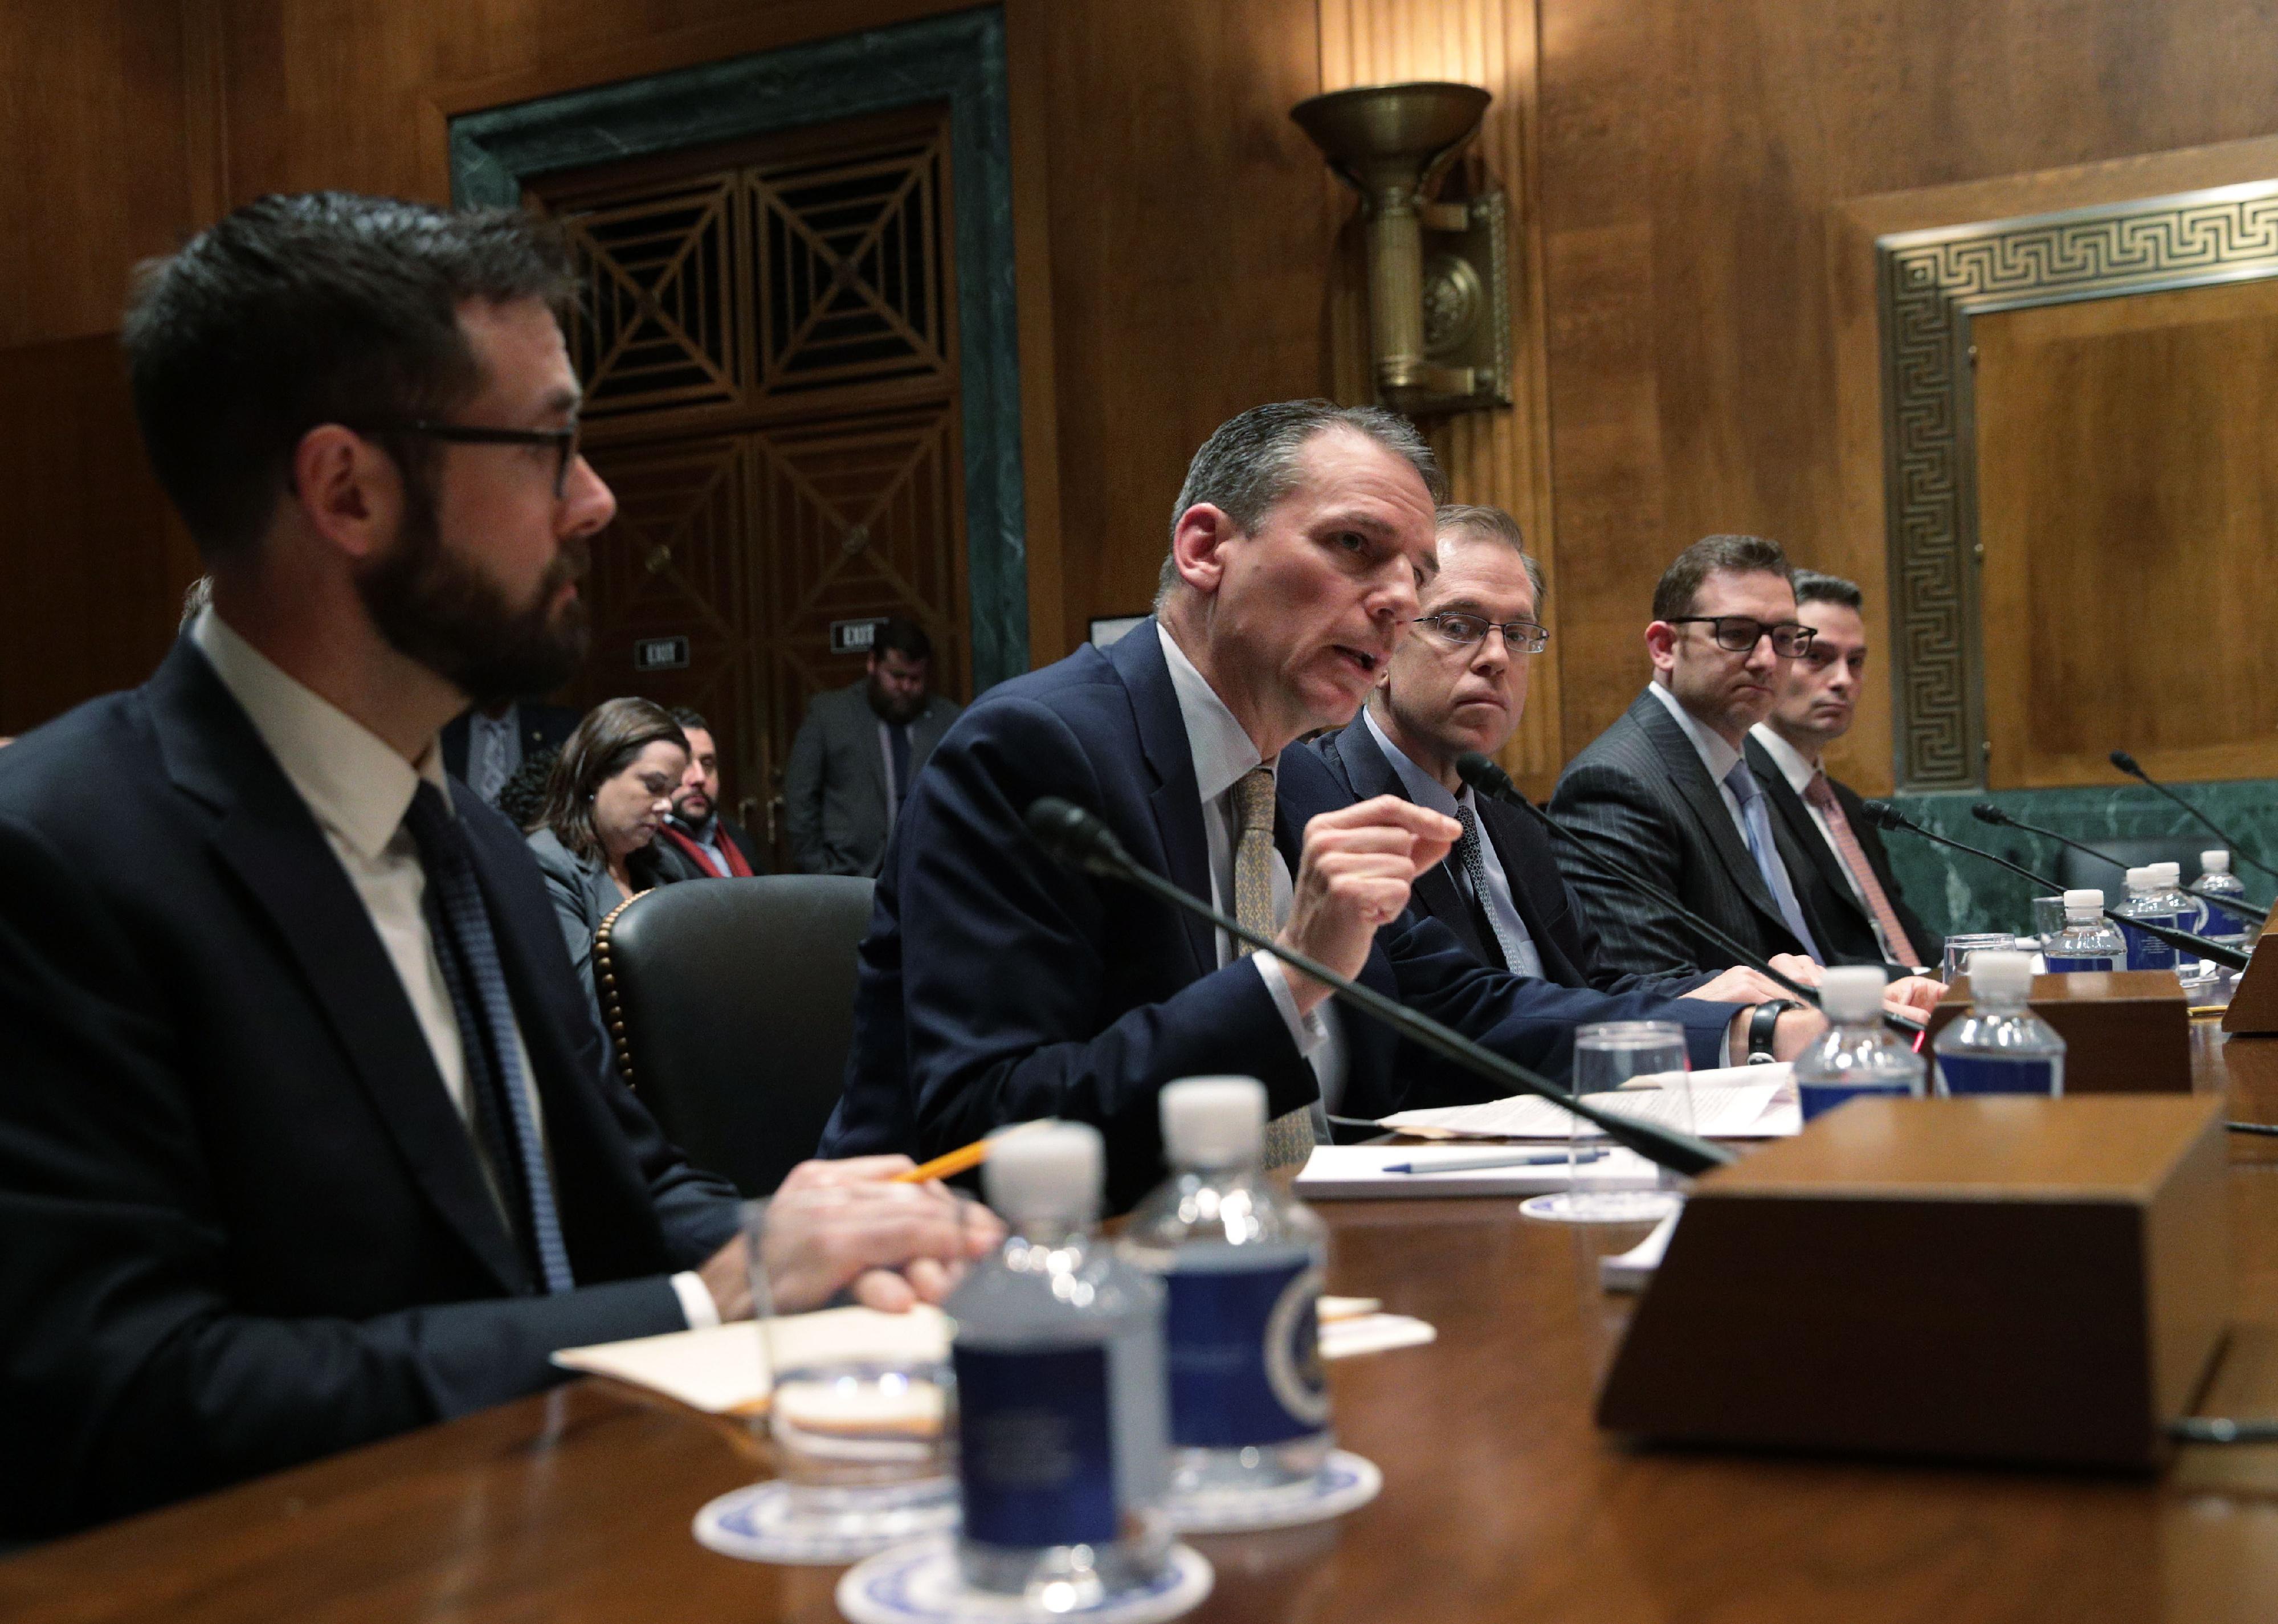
[441, 692, 581, 807]
[1549, 535, 1837, 980]
[785, 616, 961, 876]
[822, 401, 1824, 1210]
[1312, 503, 1805, 1006]
[656, 705, 765, 878]
[0, 193, 972, 1539]
[1747, 570, 1941, 973]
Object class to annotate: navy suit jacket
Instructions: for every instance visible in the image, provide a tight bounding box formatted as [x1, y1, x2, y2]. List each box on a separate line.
[0, 639, 741, 1538]
[1309, 715, 1716, 1000]
[439, 699, 581, 786]
[819, 621, 1740, 1209]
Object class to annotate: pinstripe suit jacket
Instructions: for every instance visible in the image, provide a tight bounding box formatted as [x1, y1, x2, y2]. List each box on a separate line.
[1547, 688, 1832, 979]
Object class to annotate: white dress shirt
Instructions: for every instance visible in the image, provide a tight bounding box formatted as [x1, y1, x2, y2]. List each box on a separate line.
[1644, 679, 1754, 842]
[1156, 625, 1348, 1112]
[189, 611, 717, 1328]
[1749, 723, 1897, 961]
[1363, 709, 1545, 978]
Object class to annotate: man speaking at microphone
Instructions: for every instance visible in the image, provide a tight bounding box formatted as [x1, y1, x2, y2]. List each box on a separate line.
[820, 402, 1823, 1208]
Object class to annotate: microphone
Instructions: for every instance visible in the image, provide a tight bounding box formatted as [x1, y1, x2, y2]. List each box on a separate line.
[1455, 752, 1822, 1006]
[1859, 801, 2249, 970]
[2110, 750, 2278, 886]
[1969, 803, 2267, 924]
[1021, 796, 1737, 1177]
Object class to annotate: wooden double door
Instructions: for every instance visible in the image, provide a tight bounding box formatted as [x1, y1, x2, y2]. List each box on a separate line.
[530, 104, 969, 852]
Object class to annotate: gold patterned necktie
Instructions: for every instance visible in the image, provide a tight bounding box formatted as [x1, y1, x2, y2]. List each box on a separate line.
[1230, 766, 1320, 1172]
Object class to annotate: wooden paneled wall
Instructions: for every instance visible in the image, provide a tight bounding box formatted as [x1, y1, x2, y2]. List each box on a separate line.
[9, 0, 2278, 797]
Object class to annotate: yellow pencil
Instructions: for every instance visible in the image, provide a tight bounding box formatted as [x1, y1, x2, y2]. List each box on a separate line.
[891, 1119, 1051, 1184]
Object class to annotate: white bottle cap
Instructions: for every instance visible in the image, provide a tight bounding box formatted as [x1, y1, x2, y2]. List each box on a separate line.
[1161, 1076, 1266, 1167]
[1819, 964, 1888, 1022]
[2151, 862, 2182, 887]
[983, 1121, 1103, 1220]
[2204, 850, 2232, 874]
[2063, 887, 2105, 915]
[2124, 866, 2154, 892]
[1969, 948, 2034, 1001]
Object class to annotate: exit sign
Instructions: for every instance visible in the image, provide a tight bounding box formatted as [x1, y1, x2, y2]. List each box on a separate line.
[634, 636, 690, 672]
[830, 617, 887, 655]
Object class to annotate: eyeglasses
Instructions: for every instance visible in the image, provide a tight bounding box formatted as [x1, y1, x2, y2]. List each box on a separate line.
[1664, 615, 1815, 657]
[354, 419, 582, 497]
[1412, 611, 1551, 654]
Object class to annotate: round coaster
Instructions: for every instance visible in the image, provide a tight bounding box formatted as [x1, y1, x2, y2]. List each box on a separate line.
[1165, 1449, 1382, 1534]
[836, 1537, 1214, 1624]
[1519, 1190, 1681, 1225]
[693, 1480, 959, 1566]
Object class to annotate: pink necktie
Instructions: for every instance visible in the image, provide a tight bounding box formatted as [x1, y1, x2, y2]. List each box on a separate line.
[1805, 770, 1921, 968]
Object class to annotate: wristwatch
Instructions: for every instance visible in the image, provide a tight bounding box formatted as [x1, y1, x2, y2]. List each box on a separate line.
[1747, 999, 1805, 1064]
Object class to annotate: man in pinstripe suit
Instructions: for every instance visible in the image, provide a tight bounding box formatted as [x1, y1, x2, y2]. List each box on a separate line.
[1549, 535, 1841, 981]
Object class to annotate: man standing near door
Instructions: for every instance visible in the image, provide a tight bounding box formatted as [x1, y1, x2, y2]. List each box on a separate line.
[783, 617, 960, 876]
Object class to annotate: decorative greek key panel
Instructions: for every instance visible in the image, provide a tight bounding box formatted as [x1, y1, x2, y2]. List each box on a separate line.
[1878, 181, 2278, 787]
[557, 177, 743, 419]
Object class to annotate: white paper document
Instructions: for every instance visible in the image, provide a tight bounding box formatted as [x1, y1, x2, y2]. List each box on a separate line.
[1294, 1142, 1663, 1199]
[1379, 1062, 1799, 1142]
[553, 1305, 950, 1416]
[1599, 1210, 1681, 1293]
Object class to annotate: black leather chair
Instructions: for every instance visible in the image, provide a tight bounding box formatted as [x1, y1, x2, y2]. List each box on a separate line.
[594, 874, 874, 1196]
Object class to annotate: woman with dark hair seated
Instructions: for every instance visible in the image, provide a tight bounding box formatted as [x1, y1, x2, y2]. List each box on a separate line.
[525, 697, 689, 1003]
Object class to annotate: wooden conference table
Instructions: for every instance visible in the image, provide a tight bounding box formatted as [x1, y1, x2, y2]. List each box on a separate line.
[13, 1027, 2278, 1623]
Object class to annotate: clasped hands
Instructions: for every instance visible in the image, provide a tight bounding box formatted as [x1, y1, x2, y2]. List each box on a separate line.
[695, 1154, 1005, 1322]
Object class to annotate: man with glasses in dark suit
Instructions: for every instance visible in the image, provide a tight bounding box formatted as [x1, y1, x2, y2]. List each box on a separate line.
[1549, 535, 1838, 985]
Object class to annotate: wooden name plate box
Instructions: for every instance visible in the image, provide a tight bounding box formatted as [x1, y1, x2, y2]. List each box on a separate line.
[1924, 970, 2190, 1092]
[2221, 899, 2278, 1034]
[1598, 1095, 2229, 1470]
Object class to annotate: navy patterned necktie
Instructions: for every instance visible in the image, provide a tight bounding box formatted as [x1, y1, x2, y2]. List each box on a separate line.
[403, 781, 574, 1294]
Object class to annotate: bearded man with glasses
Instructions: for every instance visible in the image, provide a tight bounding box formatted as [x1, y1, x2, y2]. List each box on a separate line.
[1549, 534, 1849, 980]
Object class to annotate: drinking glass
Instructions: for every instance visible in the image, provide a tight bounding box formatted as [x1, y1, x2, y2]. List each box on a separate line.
[1524, 1021, 1692, 1224]
[1942, 933, 2014, 984]
[738, 1189, 966, 1558]
[2029, 896, 2068, 948]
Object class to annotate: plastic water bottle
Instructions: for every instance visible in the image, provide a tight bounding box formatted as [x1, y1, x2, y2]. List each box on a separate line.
[2112, 867, 2181, 973]
[2150, 863, 2198, 937]
[1933, 948, 2064, 1097]
[1122, 1078, 1331, 1505]
[948, 1123, 1171, 1605]
[2196, 851, 2252, 952]
[1793, 965, 1926, 1122]
[2044, 889, 2124, 973]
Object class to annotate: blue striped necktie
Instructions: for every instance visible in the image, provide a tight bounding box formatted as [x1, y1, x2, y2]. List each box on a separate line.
[1724, 760, 1822, 964]
[403, 781, 574, 1294]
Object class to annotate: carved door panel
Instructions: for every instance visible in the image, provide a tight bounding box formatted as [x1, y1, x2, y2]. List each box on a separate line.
[532, 105, 964, 855]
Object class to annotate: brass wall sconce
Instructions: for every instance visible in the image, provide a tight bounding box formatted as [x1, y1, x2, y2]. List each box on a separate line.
[1291, 81, 1509, 417]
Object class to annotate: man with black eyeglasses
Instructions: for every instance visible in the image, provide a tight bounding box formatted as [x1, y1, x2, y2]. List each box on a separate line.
[1549, 534, 1842, 979]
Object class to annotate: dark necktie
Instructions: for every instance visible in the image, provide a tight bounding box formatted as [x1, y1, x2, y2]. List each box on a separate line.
[888, 721, 913, 823]
[1451, 804, 1517, 972]
[403, 781, 574, 1294]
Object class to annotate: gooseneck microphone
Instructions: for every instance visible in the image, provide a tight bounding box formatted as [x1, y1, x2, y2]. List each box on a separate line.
[1969, 803, 2268, 923]
[1859, 801, 2250, 970]
[1455, 752, 1822, 1006]
[2110, 750, 2278, 886]
[1022, 795, 1737, 1177]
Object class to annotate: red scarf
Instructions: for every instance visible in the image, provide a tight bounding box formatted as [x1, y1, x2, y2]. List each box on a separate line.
[658, 820, 752, 878]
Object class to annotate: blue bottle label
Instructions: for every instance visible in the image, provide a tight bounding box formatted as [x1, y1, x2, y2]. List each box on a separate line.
[954, 1345, 1118, 1548]
[2045, 953, 2117, 973]
[1797, 1080, 1913, 1121]
[1938, 1055, 2057, 1096]
[2120, 915, 2180, 970]
[1164, 1259, 1326, 1447]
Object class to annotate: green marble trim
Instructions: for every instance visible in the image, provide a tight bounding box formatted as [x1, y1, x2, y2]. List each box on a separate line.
[1883, 780, 2278, 942]
[448, 6, 1029, 689]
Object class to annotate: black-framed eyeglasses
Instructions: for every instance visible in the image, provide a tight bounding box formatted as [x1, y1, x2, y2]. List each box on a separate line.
[1664, 615, 1815, 657]
[1412, 611, 1550, 654]
[354, 419, 581, 497]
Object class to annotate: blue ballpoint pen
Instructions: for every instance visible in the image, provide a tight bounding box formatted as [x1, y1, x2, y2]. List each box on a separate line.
[1385, 1148, 1609, 1174]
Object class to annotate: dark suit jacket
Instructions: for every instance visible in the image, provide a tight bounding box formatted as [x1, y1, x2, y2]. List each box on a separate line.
[818, 620, 1741, 1210]
[0, 641, 741, 1538]
[526, 827, 682, 1007]
[1309, 715, 1716, 1000]
[439, 700, 581, 787]
[783, 682, 961, 877]
[1548, 688, 1834, 980]
[1746, 737, 1942, 971]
